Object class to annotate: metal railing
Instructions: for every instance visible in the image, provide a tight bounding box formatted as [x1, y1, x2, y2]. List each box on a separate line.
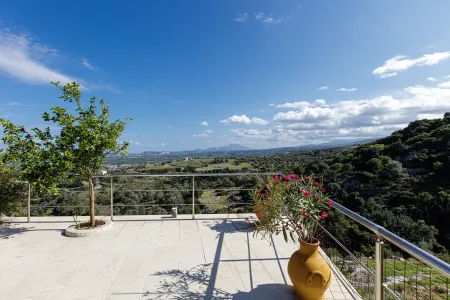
[326, 200, 450, 300]
[26, 172, 277, 222]
[24, 172, 450, 299]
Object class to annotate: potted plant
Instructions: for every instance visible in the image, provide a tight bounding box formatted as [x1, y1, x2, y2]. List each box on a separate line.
[251, 174, 333, 300]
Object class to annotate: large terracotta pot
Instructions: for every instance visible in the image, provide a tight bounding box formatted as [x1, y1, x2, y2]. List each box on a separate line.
[288, 240, 332, 300]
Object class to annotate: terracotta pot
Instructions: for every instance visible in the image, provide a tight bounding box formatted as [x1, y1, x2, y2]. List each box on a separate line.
[252, 204, 267, 224]
[288, 240, 332, 300]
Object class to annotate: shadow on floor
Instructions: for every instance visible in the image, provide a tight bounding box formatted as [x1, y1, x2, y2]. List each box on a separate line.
[0, 224, 64, 239]
[146, 264, 234, 299]
[112, 264, 296, 299]
[233, 284, 297, 300]
[0, 224, 29, 239]
[126, 220, 295, 299]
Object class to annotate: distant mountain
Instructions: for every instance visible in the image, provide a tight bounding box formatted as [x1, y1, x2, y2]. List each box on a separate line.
[109, 138, 380, 165]
[190, 144, 252, 153]
[138, 139, 377, 156]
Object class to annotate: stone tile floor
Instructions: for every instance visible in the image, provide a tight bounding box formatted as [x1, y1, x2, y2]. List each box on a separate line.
[0, 216, 361, 300]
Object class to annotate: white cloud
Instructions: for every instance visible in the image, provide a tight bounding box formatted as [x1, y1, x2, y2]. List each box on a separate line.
[373, 52, 450, 78]
[417, 113, 443, 119]
[160, 142, 166, 147]
[200, 121, 209, 126]
[206, 84, 450, 147]
[193, 133, 208, 137]
[196, 84, 447, 148]
[274, 107, 339, 124]
[426, 77, 438, 82]
[276, 99, 327, 109]
[193, 128, 212, 137]
[81, 58, 99, 72]
[254, 12, 264, 20]
[380, 72, 398, 78]
[234, 13, 248, 22]
[268, 84, 450, 145]
[314, 99, 326, 105]
[317, 86, 328, 91]
[0, 28, 78, 86]
[134, 141, 144, 146]
[0, 102, 35, 106]
[0, 27, 115, 91]
[276, 101, 310, 108]
[269, 103, 275, 106]
[231, 128, 272, 139]
[437, 81, 450, 88]
[220, 114, 269, 125]
[444, 75, 450, 79]
[262, 17, 283, 25]
[336, 88, 357, 92]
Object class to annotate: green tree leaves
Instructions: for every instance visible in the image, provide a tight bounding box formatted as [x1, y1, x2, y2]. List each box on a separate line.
[0, 162, 27, 220]
[0, 82, 131, 226]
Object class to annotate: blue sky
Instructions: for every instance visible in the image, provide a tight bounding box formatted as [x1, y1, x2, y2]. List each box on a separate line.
[1, 0, 450, 152]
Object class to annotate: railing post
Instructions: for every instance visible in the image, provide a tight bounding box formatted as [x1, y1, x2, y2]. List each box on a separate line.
[375, 237, 385, 300]
[110, 177, 114, 221]
[192, 176, 195, 219]
[27, 182, 31, 223]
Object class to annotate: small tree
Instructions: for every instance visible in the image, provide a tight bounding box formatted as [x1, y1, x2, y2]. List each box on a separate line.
[0, 162, 28, 221]
[1, 82, 131, 226]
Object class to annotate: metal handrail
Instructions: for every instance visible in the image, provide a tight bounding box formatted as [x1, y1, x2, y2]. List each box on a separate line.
[331, 201, 450, 278]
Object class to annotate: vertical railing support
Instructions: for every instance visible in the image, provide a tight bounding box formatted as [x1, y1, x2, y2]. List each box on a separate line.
[110, 177, 114, 221]
[192, 176, 195, 219]
[375, 237, 385, 300]
[27, 182, 31, 223]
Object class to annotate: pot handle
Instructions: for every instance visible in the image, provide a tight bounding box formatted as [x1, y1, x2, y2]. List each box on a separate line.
[306, 270, 327, 287]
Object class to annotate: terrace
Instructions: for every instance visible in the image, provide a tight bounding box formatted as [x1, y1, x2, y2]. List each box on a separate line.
[0, 173, 449, 300]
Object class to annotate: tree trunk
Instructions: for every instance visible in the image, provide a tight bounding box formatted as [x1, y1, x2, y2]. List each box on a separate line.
[88, 177, 95, 227]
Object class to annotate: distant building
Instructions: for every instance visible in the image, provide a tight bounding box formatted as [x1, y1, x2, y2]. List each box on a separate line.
[99, 170, 108, 176]
[185, 157, 189, 161]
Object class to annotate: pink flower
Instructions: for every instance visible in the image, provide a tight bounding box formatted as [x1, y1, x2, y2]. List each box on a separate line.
[265, 179, 270, 183]
[303, 190, 311, 197]
[273, 175, 279, 181]
[314, 182, 319, 187]
[301, 211, 309, 217]
[298, 224, 303, 229]
[292, 217, 299, 222]
[327, 199, 333, 208]
[322, 188, 326, 193]
[314, 195, 319, 200]
[320, 211, 327, 219]
[256, 190, 260, 194]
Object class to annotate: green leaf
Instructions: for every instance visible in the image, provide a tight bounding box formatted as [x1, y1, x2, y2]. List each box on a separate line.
[282, 225, 288, 242]
[289, 231, 296, 243]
